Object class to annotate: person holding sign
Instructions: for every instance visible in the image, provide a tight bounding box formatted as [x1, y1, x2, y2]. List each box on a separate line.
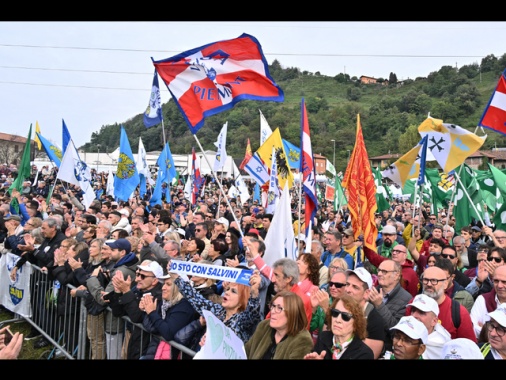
[173, 270, 262, 343]
[245, 291, 313, 359]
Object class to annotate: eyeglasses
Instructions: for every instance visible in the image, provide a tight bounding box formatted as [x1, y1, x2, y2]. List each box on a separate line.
[488, 257, 503, 263]
[328, 281, 346, 289]
[135, 271, 155, 280]
[422, 277, 448, 285]
[441, 253, 456, 259]
[392, 332, 421, 346]
[430, 217, 436, 220]
[329, 265, 342, 271]
[391, 249, 406, 254]
[330, 309, 353, 322]
[377, 268, 397, 275]
[270, 303, 285, 313]
[487, 322, 506, 337]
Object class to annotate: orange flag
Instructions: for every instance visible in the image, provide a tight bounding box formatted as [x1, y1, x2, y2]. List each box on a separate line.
[342, 114, 378, 252]
[239, 138, 253, 170]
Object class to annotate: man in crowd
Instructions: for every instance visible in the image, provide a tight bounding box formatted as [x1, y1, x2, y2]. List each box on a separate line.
[321, 230, 353, 269]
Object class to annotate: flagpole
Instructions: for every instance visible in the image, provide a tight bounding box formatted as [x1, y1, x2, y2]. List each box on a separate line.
[193, 134, 243, 238]
[445, 165, 464, 229]
[298, 171, 302, 236]
[453, 170, 485, 226]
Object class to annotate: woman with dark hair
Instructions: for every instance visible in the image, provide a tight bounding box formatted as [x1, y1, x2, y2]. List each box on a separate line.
[181, 237, 206, 262]
[304, 294, 374, 360]
[206, 238, 229, 266]
[245, 291, 313, 359]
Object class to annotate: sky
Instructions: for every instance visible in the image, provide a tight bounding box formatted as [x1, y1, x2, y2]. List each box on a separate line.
[1, 21, 505, 149]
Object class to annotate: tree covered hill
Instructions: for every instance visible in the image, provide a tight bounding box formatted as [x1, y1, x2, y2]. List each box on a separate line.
[81, 53, 506, 173]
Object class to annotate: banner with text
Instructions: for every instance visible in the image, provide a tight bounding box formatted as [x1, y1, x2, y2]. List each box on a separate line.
[168, 260, 253, 286]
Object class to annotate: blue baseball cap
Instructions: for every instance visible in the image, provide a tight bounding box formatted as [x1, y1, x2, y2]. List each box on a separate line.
[106, 238, 131, 252]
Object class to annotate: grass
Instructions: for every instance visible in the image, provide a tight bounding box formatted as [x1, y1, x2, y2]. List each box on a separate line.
[0, 308, 64, 360]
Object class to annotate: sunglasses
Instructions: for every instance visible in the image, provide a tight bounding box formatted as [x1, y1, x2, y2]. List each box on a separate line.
[135, 271, 155, 280]
[488, 257, 503, 263]
[441, 253, 456, 259]
[330, 309, 353, 322]
[328, 281, 346, 289]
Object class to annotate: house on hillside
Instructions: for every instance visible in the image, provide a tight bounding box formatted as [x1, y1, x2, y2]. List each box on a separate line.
[359, 75, 389, 86]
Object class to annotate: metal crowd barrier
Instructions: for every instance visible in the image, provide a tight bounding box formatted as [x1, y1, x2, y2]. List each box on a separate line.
[3, 264, 196, 360]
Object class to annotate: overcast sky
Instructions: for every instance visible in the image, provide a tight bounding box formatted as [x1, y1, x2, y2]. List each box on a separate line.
[1, 21, 504, 149]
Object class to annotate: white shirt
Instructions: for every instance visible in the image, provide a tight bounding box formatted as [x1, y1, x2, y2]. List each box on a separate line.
[423, 323, 451, 359]
[471, 293, 500, 339]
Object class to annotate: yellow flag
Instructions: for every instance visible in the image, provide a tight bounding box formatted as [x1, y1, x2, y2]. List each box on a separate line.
[34, 121, 42, 150]
[418, 116, 486, 173]
[256, 128, 294, 189]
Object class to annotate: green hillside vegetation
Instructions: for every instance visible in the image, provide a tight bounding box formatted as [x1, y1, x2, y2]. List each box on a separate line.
[80, 53, 506, 173]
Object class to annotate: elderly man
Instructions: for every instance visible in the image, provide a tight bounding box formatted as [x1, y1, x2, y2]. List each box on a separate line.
[310, 239, 328, 286]
[480, 303, 506, 359]
[344, 267, 386, 359]
[368, 259, 413, 353]
[363, 242, 419, 297]
[408, 294, 451, 359]
[471, 265, 506, 340]
[386, 316, 428, 360]
[407, 265, 476, 342]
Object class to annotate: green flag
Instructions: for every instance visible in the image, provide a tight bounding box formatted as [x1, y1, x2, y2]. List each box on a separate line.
[8, 124, 32, 214]
[373, 167, 391, 212]
[453, 164, 483, 232]
[334, 176, 347, 210]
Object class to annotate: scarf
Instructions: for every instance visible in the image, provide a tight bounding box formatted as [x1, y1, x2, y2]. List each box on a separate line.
[161, 300, 172, 319]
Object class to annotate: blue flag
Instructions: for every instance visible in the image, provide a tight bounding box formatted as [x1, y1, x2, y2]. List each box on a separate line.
[37, 132, 62, 167]
[62, 119, 71, 156]
[150, 142, 177, 207]
[282, 139, 301, 170]
[143, 69, 163, 128]
[114, 126, 140, 201]
[417, 135, 428, 186]
[253, 182, 261, 204]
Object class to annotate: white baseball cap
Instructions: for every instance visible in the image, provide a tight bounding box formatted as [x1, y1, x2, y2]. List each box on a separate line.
[390, 316, 428, 344]
[487, 303, 506, 327]
[346, 267, 372, 289]
[441, 338, 483, 360]
[408, 294, 439, 316]
[137, 261, 164, 279]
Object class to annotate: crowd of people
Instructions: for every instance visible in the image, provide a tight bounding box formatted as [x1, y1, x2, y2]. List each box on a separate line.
[1, 162, 506, 361]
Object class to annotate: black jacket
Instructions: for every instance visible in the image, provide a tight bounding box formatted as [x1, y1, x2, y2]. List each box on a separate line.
[312, 331, 374, 360]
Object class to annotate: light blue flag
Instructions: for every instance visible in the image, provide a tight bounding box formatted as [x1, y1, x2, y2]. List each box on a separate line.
[253, 183, 261, 203]
[62, 119, 71, 156]
[143, 69, 163, 128]
[149, 142, 177, 207]
[37, 132, 62, 167]
[114, 126, 140, 201]
[282, 139, 301, 170]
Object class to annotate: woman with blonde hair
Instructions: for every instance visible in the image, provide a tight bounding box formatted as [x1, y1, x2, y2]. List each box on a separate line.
[320, 257, 348, 291]
[140, 273, 196, 360]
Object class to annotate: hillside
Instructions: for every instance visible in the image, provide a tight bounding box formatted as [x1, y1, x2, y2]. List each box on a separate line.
[80, 55, 506, 173]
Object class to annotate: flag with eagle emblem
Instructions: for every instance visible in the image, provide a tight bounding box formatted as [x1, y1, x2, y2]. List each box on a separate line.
[114, 126, 140, 201]
[256, 127, 293, 190]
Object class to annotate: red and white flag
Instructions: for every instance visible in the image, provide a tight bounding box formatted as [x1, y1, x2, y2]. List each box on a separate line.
[300, 98, 318, 238]
[479, 69, 506, 136]
[153, 33, 284, 134]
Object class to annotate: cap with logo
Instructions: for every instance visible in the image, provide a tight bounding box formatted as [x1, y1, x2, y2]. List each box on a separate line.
[137, 261, 164, 279]
[390, 316, 428, 344]
[346, 267, 372, 289]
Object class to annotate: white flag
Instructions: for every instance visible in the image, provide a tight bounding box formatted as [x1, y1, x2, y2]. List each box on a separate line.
[56, 139, 96, 209]
[106, 167, 115, 196]
[259, 109, 273, 145]
[265, 146, 279, 214]
[263, 182, 297, 267]
[232, 161, 250, 205]
[213, 122, 228, 172]
[137, 137, 155, 185]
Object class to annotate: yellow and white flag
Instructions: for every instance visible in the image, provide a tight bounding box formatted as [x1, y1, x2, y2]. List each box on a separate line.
[382, 142, 423, 188]
[418, 116, 486, 173]
[256, 128, 294, 189]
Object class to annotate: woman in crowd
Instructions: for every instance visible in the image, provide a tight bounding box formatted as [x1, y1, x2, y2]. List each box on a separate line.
[181, 237, 206, 262]
[245, 291, 313, 359]
[140, 273, 196, 360]
[304, 294, 374, 360]
[173, 271, 262, 343]
[69, 238, 107, 359]
[320, 257, 348, 292]
[206, 238, 229, 266]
